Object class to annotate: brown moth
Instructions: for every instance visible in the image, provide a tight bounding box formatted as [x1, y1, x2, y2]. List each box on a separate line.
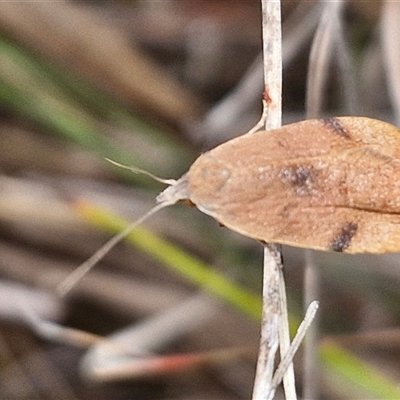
[158, 117, 400, 254]
[58, 116, 400, 296]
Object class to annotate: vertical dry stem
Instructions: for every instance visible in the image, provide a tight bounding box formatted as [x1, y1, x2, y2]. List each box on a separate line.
[252, 1, 291, 399]
[261, 2, 282, 131]
[381, 1, 400, 126]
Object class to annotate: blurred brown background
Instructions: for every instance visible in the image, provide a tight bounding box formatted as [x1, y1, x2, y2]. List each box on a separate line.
[0, 1, 399, 399]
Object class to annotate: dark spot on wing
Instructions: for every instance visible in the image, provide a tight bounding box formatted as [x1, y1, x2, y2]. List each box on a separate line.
[322, 117, 350, 139]
[330, 222, 358, 252]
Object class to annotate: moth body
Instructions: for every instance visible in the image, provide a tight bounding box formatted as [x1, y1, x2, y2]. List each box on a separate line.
[158, 117, 400, 254]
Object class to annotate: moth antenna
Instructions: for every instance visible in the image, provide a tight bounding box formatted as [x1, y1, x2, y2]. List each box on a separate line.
[57, 200, 174, 298]
[105, 158, 177, 186]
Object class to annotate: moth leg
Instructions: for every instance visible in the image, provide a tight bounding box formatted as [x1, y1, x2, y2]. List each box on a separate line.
[247, 98, 269, 134]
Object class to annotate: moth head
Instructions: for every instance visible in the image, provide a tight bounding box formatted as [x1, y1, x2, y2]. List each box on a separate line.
[156, 174, 191, 206]
[188, 153, 232, 196]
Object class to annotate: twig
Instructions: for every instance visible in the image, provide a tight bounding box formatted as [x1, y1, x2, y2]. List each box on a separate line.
[381, 1, 400, 126]
[278, 264, 296, 399]
[252, 1, 285, 399]
[270, 301, 320, 399]
[302, 251, 320, 400]
[306, 1, 346, 118]
[188, 3, 320, 148]
[260, 1, 282, 131]
[252, 246, 281, 399]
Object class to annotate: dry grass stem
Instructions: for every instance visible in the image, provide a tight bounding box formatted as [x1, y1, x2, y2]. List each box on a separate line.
[381, 1, 400, 125]
[252, 2, 288, 398]
[306, 1, 345, 118]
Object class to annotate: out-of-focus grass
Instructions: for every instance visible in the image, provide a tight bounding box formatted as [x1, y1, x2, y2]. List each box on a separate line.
[74, 200, 263, 321]
[321, 341, 400, 399]
[0, 35, 195, 185]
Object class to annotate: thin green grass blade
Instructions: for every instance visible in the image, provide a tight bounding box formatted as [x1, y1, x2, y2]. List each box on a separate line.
[0, 36, 194, 182]
[74, 201, 262, 321]
[320, 341, 400, 399]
